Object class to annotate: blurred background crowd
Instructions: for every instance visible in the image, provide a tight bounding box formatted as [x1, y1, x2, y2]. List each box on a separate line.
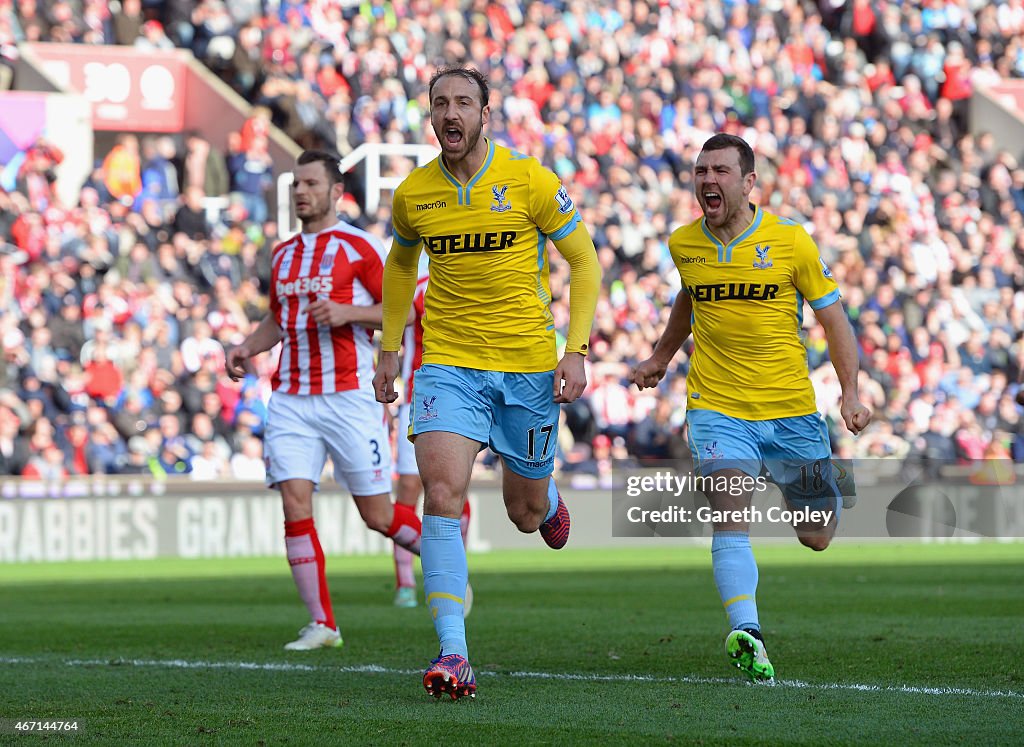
[1, 0, 1023, 486]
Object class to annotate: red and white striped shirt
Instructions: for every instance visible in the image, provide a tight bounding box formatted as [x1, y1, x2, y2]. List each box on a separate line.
[270, 221, 385, 395]
[400, 274, 429, 401]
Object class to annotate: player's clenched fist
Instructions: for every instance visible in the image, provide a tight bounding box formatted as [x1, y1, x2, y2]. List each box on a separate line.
[373, 350, 400, 404]
[226, 345, 253, 381]
[630, 357, 668, 391]
[841, 399, 873, 436]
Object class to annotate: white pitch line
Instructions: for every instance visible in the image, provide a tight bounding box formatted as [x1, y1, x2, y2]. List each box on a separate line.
[1, 657, 1021, 700]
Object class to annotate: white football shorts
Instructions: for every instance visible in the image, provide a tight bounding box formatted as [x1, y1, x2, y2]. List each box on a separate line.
[395, 402, 417, 476]
[264, 389, 392, 496]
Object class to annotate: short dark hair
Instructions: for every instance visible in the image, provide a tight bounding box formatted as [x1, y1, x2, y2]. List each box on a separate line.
[296, 150, 343, 186]
[428, 66, 489, 108]
[700, 134, 755, 175]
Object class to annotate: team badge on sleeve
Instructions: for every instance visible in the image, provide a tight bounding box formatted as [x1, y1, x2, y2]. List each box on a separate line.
[819, 257, 833, 278]
[554, 186, 574, 214]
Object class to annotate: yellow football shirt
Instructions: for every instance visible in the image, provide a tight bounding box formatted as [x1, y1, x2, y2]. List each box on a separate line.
[391, 139, 580, 372]
[669, 206, 841, 420]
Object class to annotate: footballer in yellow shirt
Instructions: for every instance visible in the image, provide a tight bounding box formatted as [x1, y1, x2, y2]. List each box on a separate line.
[389, 137, 583, 372]
[632, 133, 872, 686]
[669, 205, 840, 420]
[373, 66, 600, 701]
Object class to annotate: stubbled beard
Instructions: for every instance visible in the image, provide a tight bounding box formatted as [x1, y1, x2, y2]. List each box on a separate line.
[442, 116, 484, 158]
[462, 119, 483, 154]
[298, 200, 332, 224]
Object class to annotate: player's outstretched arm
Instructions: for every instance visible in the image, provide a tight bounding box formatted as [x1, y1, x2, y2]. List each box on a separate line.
[227, 315, 283, 381]
[813, 301, 872, 435]
[552, 224, 601, 404]
[631, 291, 692, 390]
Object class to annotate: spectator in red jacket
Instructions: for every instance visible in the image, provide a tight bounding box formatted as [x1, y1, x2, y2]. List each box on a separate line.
[83, 342, 123, 404]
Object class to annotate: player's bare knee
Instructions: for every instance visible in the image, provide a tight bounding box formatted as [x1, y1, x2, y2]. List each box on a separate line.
[280, 484, 313, 522]
[799, 534, 832, 551]
[353, 495, 391, 534]
[423, 484, 463, 517]
[363, 511, 391, 535]
[506, 504, 543, 533]
[396, 475, 422, 507]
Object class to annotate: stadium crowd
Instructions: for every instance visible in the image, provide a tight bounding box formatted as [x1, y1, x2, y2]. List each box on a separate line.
[1, 0, 1023, 484]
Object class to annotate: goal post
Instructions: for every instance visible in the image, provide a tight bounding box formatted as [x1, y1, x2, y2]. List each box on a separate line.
[276, 142, 440, 235]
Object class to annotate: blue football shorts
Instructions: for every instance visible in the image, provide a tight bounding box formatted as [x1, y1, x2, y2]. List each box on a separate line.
[410, 363, 559, 480]
[685, 409, 840, 510]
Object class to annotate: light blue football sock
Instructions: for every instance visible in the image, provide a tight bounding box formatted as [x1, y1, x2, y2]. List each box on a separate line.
[543, 477, 559, 523]
[422, 514, 468, 658]
[712, 531, 760, 632]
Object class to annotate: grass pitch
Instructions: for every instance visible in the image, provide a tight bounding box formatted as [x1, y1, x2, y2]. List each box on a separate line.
[1, 543, 1022, 745]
